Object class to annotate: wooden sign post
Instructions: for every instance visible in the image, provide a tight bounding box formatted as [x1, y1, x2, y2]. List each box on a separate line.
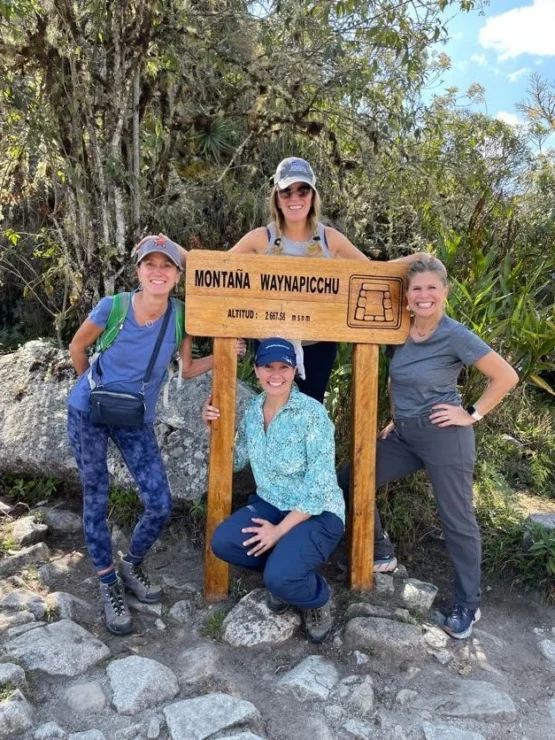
[185, 251, 409, 602]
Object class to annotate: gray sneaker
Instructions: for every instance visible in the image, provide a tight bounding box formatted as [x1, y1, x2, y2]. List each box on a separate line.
[302, 600, 332, 644]
[118, 558, 163, 603]
[99, 578, 133, 635]
[266, 591, 289, 614]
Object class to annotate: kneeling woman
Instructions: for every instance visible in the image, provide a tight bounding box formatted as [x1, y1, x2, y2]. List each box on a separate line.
[202, 338, 345, 643]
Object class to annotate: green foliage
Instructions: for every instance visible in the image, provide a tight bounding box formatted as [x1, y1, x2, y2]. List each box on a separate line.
[0, 683, 16, 702]
[0, 475, 59, 506]
[202, 609, 226, 640]
[186, 497, 208, 547]
[108, 487, 141, 530]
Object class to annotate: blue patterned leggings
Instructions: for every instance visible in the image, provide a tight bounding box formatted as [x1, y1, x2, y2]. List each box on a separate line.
[67, 406, 172, 571]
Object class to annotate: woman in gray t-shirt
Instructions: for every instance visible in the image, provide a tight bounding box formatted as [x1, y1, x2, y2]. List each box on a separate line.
[340, 256, 518, 640]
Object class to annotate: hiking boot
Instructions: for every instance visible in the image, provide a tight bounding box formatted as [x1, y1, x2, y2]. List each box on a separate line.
[99, 577, 133, 635]
[302, 601, 332, 644]
[266, 591, 289, 615]
[443, 605, 481, 639]
[118, 559, 163, 603]
[337, 554, 398, 573]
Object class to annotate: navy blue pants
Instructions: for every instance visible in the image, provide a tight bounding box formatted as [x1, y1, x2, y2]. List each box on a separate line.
[211, 495, 344, 609]
[67, 406, 172, 571]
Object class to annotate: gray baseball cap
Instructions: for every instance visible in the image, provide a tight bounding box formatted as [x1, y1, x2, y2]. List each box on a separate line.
[274, 157, 317, 192]
[134, 236, 183, 271]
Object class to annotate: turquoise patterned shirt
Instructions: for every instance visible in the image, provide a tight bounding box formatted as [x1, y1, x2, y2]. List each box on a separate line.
[234, 386, 345, 523]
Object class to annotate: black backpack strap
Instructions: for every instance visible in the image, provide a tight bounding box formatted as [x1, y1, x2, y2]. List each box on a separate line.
[142, 301, 172, 389]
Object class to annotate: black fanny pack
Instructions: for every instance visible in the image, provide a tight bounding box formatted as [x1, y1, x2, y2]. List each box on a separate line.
[89, 301, 171, 428]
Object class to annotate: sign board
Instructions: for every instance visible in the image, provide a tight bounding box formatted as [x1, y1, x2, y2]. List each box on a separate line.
[186, 251, 410, 344]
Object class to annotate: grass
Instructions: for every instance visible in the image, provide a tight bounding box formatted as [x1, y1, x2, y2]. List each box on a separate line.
[107, 487, 141, 529]
[0, 683, 16, 702]
[0, 475, 60, 506]
[202, 610, 226, 640]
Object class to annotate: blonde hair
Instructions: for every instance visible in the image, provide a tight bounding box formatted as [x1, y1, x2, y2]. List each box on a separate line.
[268, 185, 322, 236]
[405, 256, 448, 287]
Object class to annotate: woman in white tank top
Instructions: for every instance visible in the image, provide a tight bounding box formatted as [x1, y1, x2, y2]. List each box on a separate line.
[230, 157, 425, 402]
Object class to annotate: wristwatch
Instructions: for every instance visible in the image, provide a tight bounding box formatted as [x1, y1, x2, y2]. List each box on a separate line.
[465, 404, 483, 421]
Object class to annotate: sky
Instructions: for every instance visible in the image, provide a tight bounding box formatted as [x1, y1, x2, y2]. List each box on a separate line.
[428, 0, 555, 145]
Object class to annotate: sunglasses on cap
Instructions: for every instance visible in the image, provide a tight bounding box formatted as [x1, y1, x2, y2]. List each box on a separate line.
[277, 185, 313, 199]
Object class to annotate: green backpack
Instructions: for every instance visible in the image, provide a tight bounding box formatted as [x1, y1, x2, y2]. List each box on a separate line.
[95, 292, 185, 354]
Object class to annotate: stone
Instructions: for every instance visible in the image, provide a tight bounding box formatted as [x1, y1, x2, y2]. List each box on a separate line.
[107, 655, 179, 715]
[33, 722, 66, 739]
[0, 542, 50, 577]
[147, 716, 162, 739]
[176, 643, 219, 686]
[374, 573, 394, 595]
[46, 592, 93, 623]
[163, 693, 260, 739]
[409, 678, 517, 721]
[64, 681, 106, 714]
[393, 564, 409, 579]
[67, 732, 106, 740]
[0, 610, 35, 634]
[126, 596, 162, 617]
[433, 649, 454, 666]
[0, 663, 27, 690]
[395, 578, 438, 613]
[526, 513, 555, 530]
[168, 599, 194, 624]
[538, 639, 555, 663]
[113, 725, 143, 740]
[223, 588, 301, 647]
[7, 621, 47, 637]
[35, 508, 82, 534]
[276, 655, 339, 702]
[155, 618, 166, 630]
[345, 675, 375, 719]
[0, 588, 47, 618]
[353, 650, 370, 665]
[37, 557, 77, 587]
[396, 689, 419, 706]
[218, 735, 265, 740]
[345, 602, 415, 624]
[549, 697, 555, 720]
[341, 718, 375, 738]
[0, 688, 33, 739]
[344, 617, 426, 658]
[4, 619, 110, 676]
[423, 624, 450, 650]
[324, 704, 346, 723]
[0, 341, 254, 503]
[422, 722, 486, 740]
[10, 515, 48, 546]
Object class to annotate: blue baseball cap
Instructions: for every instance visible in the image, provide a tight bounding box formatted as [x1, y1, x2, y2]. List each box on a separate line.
[255, 338, 296, 368]
[135, 235, 183, 271]
[274, 157, 318, 193]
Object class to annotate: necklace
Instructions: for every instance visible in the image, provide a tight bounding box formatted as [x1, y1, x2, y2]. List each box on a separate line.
[132, 294, 162, 328]
[413, 320, 441, 338]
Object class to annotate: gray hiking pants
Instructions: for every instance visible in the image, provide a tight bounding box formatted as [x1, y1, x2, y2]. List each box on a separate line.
[339, 416, 481, 608]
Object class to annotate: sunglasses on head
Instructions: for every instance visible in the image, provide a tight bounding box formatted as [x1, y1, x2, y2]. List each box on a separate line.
[277, 185, 313, 199]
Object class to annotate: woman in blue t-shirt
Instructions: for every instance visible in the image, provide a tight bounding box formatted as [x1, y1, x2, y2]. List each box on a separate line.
[67, 235, 243, 636]
[340, 256, 518, 639]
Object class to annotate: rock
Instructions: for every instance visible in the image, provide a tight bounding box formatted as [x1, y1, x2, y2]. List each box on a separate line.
[33, 722, 66, 739]
[374, 573, 395, 595]
[37, 556, 80, 587]
[0, 542, 50, 577]
[7, 621, 47, 637]
[223, 588, 301, 647]
[218, 735, 265, 740]
[526, 513, 555, 530]
[168, 599, 194, 625]
[409, 678, 517, 721]
[549, 697, 555, 719]
[147, 716, 162, 739]
[113, 725, 143, 740]
[422, 722, 486, 740]
[35, 508, 82, 534]
[345, 675, 375, 718]
[345, 602, 415, 624]
[0, 663, 27, 690]
[67, 732, 106, 740]
[107, 655, 179, 715]
[353, 650, 370, 665]
[538, 639, 555, 663]
[176, 643, 219, 686]
[0, 688, 33, 739]
[126, 595, 163, 617]
[344, 617, 425, 659]
[396, 689, 419, 706]
[10, 515, 48, 546]
[155, 618, 166, 630]
[0, 611, 35, 634]
[395, 578, 438, 613]
[0, 587, 47, 618]
[433, 649, 453, 666]
[163, 693, 260, 739]
[64, 681, 106, 714]
[0, 341, 254, 502]
[4, 619, 110, 676]
[324, 703, 346, 723]
[46, 592, 93, 623]
[341, 718, 375, 738]
[423, 624, 450, 650]
[276, 655, 339, 702]
[393, 564, 409, 579]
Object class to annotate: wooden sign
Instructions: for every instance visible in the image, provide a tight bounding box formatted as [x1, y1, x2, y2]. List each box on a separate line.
[186, 251, 409, 344]
[185, 251, 409, 602]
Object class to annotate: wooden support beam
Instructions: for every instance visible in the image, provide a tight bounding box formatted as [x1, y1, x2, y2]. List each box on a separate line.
[348, 343, 379, 591]
[204, 337, 237, 603]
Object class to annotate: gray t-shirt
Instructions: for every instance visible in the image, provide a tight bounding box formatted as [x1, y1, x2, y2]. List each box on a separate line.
[389, 315, 491, 418]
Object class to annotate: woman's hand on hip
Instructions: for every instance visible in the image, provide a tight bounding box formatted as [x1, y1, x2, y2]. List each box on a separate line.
[378, 420, 395, 439]
[429, 404, 474, 428]
[242, 517, 281, 556]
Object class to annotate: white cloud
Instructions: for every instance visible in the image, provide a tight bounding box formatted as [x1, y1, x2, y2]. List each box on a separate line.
[479, 0, 555, 61]
[507, 67, 529, 83]
[496, 111, 521, 127]
[470, 53, 487, 66]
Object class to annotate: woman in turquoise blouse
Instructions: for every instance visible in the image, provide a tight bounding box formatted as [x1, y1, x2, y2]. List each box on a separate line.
[202, 337, 345, 643]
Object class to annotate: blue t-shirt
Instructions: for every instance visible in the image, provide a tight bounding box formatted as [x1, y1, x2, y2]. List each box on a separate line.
[68, 293, 182, 422]
[389, 315, 491, 418]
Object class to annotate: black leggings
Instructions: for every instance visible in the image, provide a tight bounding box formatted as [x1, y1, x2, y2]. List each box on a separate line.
[295, 341, 338, 403]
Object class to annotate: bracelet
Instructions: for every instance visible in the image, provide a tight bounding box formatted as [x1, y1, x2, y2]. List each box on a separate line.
[465, 404, 483, 421]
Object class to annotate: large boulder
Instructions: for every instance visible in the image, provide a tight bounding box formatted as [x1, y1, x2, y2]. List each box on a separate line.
[0, 340, 254, 502]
